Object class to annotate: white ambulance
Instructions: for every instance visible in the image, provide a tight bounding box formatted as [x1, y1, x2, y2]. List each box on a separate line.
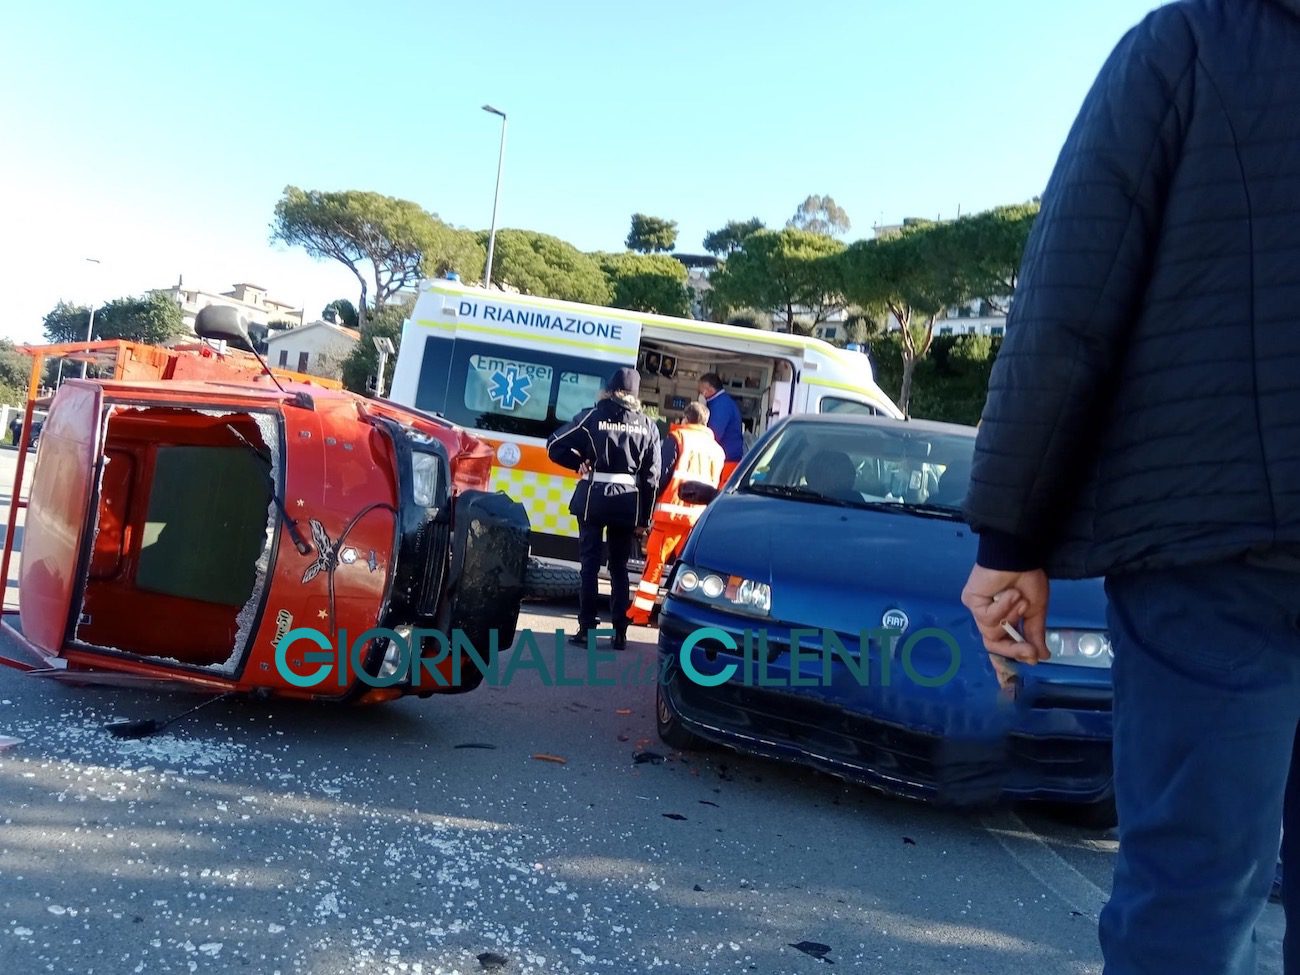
[388, 276, 902, 562]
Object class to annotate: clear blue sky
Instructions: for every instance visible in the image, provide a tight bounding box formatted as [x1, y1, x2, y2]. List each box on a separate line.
[0, 0, 1165, 342]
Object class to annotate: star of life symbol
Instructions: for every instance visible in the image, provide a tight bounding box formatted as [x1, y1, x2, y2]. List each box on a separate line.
[489, 367, 532, 410]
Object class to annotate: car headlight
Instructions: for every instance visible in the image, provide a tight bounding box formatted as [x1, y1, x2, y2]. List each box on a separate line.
[378, 626, 412, 681]
[410, 451, 441, 507]
[1046, 629, 1113, 668]
[671, 564, 771, 616]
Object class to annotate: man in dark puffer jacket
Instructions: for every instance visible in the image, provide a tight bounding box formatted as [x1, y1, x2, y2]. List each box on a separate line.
[960, 1, 1300, 972]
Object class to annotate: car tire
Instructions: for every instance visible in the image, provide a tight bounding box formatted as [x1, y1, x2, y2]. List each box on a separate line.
[1042, 793, 1117, 830]
[523, 557, 580, 602]
[656, 682, 707, 751]
[1068, 795, 1118, 829]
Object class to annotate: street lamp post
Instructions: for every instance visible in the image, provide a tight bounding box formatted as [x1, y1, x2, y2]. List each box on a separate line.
[481, 104, 507, 289]
[372, 336, 395, 398]
[81, 257, 102, 379]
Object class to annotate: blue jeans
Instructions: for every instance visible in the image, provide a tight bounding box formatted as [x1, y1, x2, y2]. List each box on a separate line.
[1102, 561, 1300, 974]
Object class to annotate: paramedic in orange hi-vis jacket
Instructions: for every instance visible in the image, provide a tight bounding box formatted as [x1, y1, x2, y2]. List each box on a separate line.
[627, 402, 725, 626]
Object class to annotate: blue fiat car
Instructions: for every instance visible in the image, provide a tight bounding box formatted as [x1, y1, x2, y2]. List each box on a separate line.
[656, 414, 1114, 822]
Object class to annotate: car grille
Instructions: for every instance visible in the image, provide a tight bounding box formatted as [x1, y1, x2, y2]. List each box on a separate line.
[669, 671, 1111, 804]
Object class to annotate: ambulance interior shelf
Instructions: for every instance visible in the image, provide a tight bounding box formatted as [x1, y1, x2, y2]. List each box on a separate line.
[634, 341, 786, 433]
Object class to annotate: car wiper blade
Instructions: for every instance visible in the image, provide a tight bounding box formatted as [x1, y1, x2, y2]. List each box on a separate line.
[895, 502, 965, 520]
[225, 423, 314, 555]
[744, 483, 850, 506]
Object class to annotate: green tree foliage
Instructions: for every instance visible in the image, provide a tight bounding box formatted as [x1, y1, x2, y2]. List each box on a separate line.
[788, 195, 851, 237]
[341, 301, 411, 395]
[709, 228, 846, 335]
[842, 204, 1038, 415]
[0, 340, 32, 406]
[0, 341, 30, 389]
[944, 202, 1039, 311]
[840, 308, 885, 348]
[480, 230, 613, 304]
[42, 294, 185, 346]
[423, 226, 486, 284]
[96, 294, 187, 344]
[322, 298, 360, 329]
[271, 186, 483, 326]
[723, 309, 770, 329]
[593, 252, 690, 317]
[702, 218, 765, 257]
[42, 301, 92, 344]
[868, 333, 1000, 425]
[625, 213, 678, 253]
[840, 221, 967, 417]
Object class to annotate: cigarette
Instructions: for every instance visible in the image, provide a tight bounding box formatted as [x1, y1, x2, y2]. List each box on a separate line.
[1001, 620, 1026, 643]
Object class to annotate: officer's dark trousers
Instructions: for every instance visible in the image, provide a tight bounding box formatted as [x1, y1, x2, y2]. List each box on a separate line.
[1099, 560, 1300, 975]
[577, 519, 635, 631]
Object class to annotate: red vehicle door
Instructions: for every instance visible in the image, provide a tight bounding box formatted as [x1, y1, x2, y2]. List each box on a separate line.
[19, 381, 103, 653]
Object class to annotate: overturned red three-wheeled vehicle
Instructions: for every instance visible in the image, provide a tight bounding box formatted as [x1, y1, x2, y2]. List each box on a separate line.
[1, 307, 530, 708]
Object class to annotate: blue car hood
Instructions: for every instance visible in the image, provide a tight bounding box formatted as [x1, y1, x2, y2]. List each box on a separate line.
[683, 493, 1106, 638]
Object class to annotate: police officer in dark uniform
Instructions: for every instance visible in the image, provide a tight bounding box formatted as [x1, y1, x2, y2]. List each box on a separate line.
[547, 367, 660, 649]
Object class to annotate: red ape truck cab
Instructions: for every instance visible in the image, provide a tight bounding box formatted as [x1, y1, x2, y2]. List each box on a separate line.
[3, 308, 530, 705]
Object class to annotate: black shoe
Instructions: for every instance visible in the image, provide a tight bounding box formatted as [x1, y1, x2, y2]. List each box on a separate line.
[611, 627, 628, 651]
[569, 628, 591, 647]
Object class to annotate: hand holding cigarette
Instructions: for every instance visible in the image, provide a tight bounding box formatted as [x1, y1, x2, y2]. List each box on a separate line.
[960, 565, 1053, 667]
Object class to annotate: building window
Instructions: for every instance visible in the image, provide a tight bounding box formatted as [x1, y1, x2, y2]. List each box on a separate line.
[939, 326, 953, 336]
[297, 351, 310, 373]
[277, 349, 288, 367]
[990, 326, 1005, 337]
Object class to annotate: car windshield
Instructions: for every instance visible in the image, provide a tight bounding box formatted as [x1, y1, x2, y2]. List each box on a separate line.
[739, 420, 974, 514]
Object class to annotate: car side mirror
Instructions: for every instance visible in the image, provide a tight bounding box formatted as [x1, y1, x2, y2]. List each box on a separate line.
[679, 481, 719, 505]
[195, 305, 254, 351]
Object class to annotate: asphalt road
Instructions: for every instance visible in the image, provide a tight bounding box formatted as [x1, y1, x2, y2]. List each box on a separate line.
[0, 449, 1284, 974]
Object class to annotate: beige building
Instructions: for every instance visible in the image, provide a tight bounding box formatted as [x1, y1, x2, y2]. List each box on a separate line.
[267, 320, 359, 380]
[151, 278, 305, 335]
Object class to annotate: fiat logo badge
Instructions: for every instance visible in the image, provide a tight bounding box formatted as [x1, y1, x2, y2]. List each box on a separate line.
[881, 608, 910, 631]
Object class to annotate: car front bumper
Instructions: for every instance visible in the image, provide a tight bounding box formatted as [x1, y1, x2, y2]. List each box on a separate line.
[657, 598, 1113, 807]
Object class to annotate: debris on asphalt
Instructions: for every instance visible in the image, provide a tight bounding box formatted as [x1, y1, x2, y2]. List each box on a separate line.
[789, 940, 835, 963]
[615, 708, 632, 715]
[0, 602, 1125, 974]
[0, 734, 22, 751]
[903, 836, 917, 845]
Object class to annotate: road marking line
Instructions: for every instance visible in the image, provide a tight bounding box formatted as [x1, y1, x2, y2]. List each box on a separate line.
[979, 809, 1111, 918]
